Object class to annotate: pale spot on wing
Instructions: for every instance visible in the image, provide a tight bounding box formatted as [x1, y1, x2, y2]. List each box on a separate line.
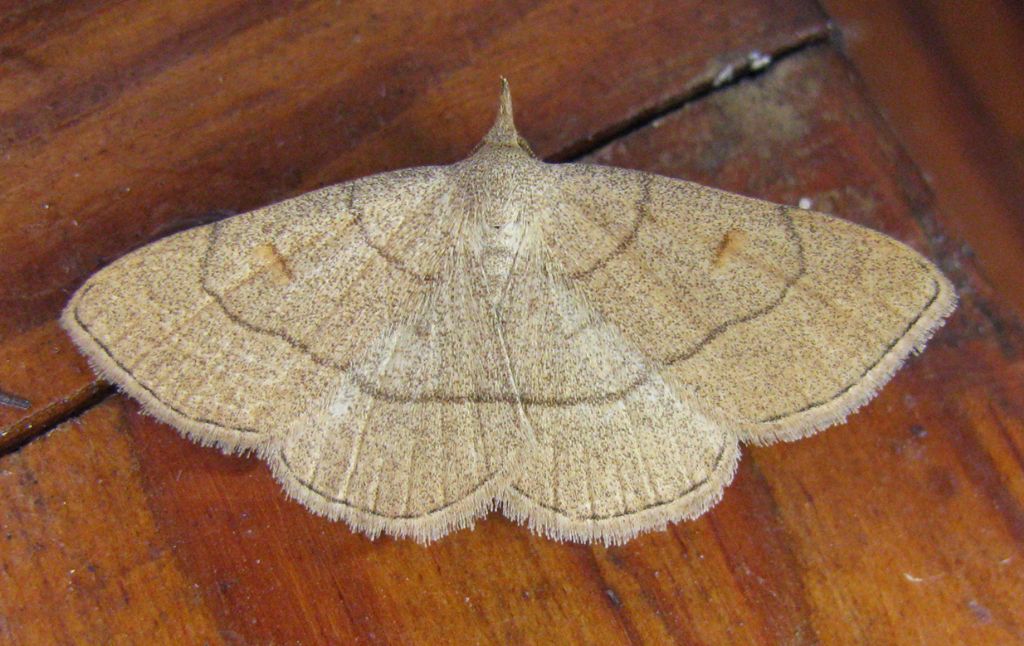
[252, 242, 293, 285]
[712, 228, 748, 269]
[329, 380, 358, 419]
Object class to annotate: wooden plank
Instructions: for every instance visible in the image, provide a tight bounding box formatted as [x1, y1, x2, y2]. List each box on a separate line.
[820, 0, 1024, 317]
[0, 402, 224, 645]
[0, 0, 828, 448]
[0, 320, 107, 452]
[3, 44, 1020, 644]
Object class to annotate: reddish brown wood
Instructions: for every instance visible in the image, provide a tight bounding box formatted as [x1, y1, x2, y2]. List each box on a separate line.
[0, 403, 223, 644]
[3, 34, 1022, 642]
[0, 320, 106, 452]
[821, 0, 1024, 318]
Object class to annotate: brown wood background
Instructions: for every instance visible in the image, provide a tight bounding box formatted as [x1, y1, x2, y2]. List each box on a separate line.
[1, 1, 1022, 644]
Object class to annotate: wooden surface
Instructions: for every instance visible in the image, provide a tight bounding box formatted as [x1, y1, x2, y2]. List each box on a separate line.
[1, 1, 1022, 644]
[822, 0, 1024, 319]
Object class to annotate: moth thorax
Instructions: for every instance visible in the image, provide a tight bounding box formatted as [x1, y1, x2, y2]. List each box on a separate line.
[479, 214, 526, 303]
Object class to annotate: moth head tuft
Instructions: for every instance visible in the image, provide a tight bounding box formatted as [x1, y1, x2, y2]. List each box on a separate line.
[481, 77, 533, 155]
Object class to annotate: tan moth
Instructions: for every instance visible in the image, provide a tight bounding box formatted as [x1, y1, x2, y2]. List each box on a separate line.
[63, 81, 956, 543]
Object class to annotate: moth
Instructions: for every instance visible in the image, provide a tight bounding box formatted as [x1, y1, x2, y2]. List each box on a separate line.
[63, 81, 955, 543]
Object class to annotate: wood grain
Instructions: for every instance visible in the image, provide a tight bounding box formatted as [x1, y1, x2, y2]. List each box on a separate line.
[821, 0, 1024, 318]
[3, 33, 1022, 642]
[0, 403, 223, 644]
[0, 320, 107, 452]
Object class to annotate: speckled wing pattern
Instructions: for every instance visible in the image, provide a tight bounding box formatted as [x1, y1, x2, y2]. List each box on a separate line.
[62, 81, 955, 544]
[546, 163, 955, 445]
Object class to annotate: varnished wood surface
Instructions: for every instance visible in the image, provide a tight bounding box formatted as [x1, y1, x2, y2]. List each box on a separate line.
[0, 321, 107, 452]
[1, 1, 1023, 644]
[822, 0, 1024, 318]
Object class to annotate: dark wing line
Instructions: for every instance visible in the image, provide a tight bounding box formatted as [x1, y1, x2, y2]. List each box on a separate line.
[507, 440, 730, 519]
[347, 370, 650, 407]
[347, 184, 438, 283]
[277, 448, 496, 520]
[560, 193, 946, 427]
[200, 219, 650, 407]
[662, 206, 806, 365]
[72, 283, 261, 434]
[560, 196, 806, 367]
[198, 180, 440, 372]
[756, 272, 941, 423]
[567, 174, 652, 280]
